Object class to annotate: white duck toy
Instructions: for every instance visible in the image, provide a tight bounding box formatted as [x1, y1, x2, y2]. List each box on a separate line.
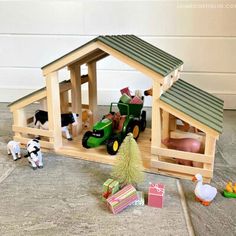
[192, 173, 217, 206]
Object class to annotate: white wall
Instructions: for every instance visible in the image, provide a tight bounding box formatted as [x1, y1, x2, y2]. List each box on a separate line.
[0, 0, 235, 108]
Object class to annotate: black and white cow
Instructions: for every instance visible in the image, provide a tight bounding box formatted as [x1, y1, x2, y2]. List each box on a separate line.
[34, 110, 78, 140]
[25, 139, 43, 170]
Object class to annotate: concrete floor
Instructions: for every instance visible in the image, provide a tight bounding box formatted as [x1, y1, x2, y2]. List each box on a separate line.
[0, 103, 235, 236]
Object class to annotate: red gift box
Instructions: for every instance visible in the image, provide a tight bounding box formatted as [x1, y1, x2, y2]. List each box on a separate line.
[120, 87, 132, 97]
[148, 183, 165, 208]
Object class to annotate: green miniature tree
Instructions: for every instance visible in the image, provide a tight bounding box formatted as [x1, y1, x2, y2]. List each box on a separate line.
[112, 133, 144, 186]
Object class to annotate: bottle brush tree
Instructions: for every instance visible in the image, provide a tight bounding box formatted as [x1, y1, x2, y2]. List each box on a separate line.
[112, 133, 144, 186]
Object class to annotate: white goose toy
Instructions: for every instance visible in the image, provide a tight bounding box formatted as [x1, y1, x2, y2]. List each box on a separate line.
[192, 173, 217, 206]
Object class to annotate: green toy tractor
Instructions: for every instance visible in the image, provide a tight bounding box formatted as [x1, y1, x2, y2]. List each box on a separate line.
[82, 99, 146, 155]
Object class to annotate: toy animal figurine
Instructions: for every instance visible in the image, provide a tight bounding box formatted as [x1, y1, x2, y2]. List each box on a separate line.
[192, 173, 217, 206]
[162, 138, 202, 166]
[223, 181, 236, 198]
[7, 140, 21, 161]
[82, 109, 92, 128]
[144, 88, 153, 96]
[34, 110, 78, 140]
[225, 182, 233, 193]
[25, 139, 43, 170]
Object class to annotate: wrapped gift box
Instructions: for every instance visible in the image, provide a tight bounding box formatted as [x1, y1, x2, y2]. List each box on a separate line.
[130, 191, 145, 206]
[148, 183, 165, 208]
[130, 95, 143, 104]
[120, 87, 132, 97]
[120, 94, 131, 104]
[102, 179, 119, 201]
[107, 184, 138, 214]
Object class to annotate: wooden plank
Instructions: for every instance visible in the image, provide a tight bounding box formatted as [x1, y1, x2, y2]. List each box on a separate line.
[88, 61, 97, 124]
[204, 134, 216, 170]
[82, 104, 89, 109]
[156, 169, 211, 183]
[151, 159, 213, 178]
[45, 72, 62, 149]
[12, 109, 26, 137]
[9, 80, 71, 112]
[12, 125, 53, 137]
[69, 49, 108, 66]
[26, 116, 34, 125]
[151, 147, 212, 163]
[151, 81, 161, 153]
[10, 90, 47, 111]
[69, 65, 82, 136]
[159, 100, 219, 138]
[81, 75, 89, 84]
[42, 42, 99, 76]
[14, 136, 54, 149]
[170, 130, 205, 143]
[59, 81, 72, 93]
[169, 114, 176, 131]
[60, 91, 69, 113]
[87, 52, 109, 64]
[97, 41, 164, 83]
[162, 110, 169, 140]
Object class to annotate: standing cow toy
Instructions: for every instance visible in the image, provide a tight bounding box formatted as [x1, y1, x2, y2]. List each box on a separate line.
[7, 140, 21, 161]
[25, 139, 43, 170]
[34, 110, 78, 140]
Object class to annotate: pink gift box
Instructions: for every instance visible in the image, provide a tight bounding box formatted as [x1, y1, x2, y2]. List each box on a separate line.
[148, 183, 165, 208]
[130, 95, 143, 104]
[120, 87, 132, 97]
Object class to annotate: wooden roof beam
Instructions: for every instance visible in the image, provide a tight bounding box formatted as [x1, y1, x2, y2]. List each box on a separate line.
[68, 49, 108, 67]
[96, 41, 164, 84]
[42, 42, 99, 76]
[159, 100, 220, 138]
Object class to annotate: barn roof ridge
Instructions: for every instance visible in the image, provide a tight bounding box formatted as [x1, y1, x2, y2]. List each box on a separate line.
[42, 34, 183, 77]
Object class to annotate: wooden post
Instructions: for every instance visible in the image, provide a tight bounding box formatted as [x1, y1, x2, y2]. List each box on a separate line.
[60, 91, 69, 113]
[162, 110, 169, 140]
[169, 114, 177, 131]
[45, 72, 62, 149]
[88, 62, 97, 125]
[13, 108, 26, 138]
[151, 81, 162, 154]
[204, 134, 216, 170]
[69, 65, 82, 136]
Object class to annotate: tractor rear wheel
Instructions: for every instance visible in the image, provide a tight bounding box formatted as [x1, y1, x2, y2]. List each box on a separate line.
[126, 120, 140, 140]
[82, 131, 92, 148]
[140, 110, 147, 131]
[107, 136, 120, 155]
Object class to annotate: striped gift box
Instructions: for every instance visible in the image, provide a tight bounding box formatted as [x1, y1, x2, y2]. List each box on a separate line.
[107, 184, 138, 214]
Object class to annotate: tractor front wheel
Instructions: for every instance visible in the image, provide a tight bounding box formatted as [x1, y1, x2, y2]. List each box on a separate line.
[107, 137, 120, 155]
[82, 131, 92, 148]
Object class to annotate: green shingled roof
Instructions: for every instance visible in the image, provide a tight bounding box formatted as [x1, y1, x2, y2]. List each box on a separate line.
[42, 35, 183, 77]
[160, 79, 224, 133]
[97, 35, 183, 76]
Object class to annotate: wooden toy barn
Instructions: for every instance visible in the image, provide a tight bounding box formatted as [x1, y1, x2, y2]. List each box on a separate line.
[9, 35, 224, 182]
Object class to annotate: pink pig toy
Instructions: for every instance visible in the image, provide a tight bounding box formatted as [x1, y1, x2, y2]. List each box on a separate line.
[162, 138, 202, 167]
